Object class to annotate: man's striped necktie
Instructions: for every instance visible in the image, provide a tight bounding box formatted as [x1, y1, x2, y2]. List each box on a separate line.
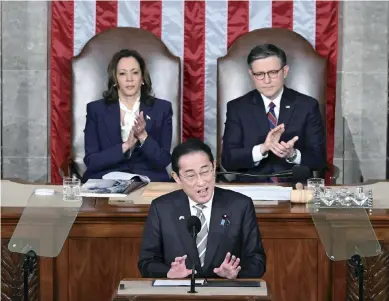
[267, 102, 279, 183]
[194, 204, 208, 266]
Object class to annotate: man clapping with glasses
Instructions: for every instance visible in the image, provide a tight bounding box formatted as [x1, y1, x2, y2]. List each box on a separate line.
[221, 44, 326, 183]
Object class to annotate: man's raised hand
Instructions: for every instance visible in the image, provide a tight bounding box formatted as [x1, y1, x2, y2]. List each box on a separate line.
[260, 123, 285, 155]
[167, 255, 192, 279]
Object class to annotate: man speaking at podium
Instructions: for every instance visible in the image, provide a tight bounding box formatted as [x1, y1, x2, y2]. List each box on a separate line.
[221, 44, 326, 183]
[138, 139, 266, 279]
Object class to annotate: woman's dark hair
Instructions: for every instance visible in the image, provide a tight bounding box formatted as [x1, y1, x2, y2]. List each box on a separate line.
[103, 49, 154, 106]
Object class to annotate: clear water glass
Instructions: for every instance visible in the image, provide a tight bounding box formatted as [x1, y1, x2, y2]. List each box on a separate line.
[319, 187, 335, 206]
[355, 187, 369, 206]
[63, 177, 82, 201]
[336, 187, 352, 207]
[307, 178, 325, 191]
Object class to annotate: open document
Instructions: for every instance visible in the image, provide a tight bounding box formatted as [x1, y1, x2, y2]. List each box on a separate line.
[81, 172, 150, 197]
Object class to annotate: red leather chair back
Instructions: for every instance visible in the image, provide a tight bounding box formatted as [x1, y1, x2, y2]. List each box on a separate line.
[71, 27, 181, 176]
[217, 28, 327, 166]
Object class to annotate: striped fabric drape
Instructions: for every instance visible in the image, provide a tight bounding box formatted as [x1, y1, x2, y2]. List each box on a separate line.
[50, 0, 338, 184]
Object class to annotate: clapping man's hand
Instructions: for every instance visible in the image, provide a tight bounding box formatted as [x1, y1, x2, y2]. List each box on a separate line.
[270, 135, 299, 158]
[260, 124, 285, 155]
[260, 124, 299, 158]
[280, 136, 299, 158]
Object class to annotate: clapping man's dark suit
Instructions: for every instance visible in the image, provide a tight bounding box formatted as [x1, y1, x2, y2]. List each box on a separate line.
[221, 44, 326, 183]
[138, 139, 266, 279]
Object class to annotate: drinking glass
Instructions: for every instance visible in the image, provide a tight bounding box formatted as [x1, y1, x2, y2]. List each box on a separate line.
[63, 177, 82, 202]
[307, 178, 325, 191]
[319, 187, 335, 206]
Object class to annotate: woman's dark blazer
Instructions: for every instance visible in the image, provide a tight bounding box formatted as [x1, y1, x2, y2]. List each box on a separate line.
[82, 97, 173, 182]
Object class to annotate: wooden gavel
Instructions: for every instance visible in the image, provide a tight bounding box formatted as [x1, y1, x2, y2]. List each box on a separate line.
[290, 183, 314, 204]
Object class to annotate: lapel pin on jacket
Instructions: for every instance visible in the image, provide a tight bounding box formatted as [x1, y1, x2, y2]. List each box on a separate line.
[220, 214, 230, 226]
[146, 115, 151, 120]
[179, 216, 185, 220]
[286, 105, 290, 109]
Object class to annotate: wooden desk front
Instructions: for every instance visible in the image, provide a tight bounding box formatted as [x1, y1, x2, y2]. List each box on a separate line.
[111, 278, 271, 301]
[1, 182, 389, 301]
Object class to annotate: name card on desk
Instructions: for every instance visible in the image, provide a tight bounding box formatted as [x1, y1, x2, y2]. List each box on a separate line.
[152, 279, 205, 286]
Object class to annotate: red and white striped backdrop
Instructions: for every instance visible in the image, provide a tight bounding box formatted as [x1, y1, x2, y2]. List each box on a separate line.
[50, 0, 338, 184]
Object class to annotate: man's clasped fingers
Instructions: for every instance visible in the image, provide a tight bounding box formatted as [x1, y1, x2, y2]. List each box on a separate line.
[270, 143, 288, 157]
[269, 124, 285, 139]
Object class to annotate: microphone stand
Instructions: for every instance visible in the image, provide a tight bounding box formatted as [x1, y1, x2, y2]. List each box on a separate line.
[23, 250, 36, 301]
[350, 254, 364, 301]
[188, 225, 197, 294]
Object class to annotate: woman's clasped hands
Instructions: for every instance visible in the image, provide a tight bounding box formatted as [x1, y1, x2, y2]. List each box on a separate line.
[122, 111, 148, 153]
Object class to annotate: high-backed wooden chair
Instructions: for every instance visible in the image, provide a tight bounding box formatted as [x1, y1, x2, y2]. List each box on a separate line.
[217, 27, 338, 181]
[60, 27, 181, 179]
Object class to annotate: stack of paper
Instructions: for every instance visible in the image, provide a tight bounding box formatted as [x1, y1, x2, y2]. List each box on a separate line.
[218, 185, 292, 201]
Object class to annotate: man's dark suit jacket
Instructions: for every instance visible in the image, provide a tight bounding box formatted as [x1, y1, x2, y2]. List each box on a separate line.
[221, 86, 326, 182]
[82, 97, 172, 182]
[138, 187, 266, 278]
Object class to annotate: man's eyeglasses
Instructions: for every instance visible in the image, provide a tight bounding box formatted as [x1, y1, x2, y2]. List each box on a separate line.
[181, 168, 214, 184]
[251, 66, 284, 80]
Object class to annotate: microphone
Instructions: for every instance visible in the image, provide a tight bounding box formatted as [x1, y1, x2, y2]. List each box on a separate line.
[186, 216, 201, 294]
[186, 216, 201, 238]
[217, 165, 311, 180]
